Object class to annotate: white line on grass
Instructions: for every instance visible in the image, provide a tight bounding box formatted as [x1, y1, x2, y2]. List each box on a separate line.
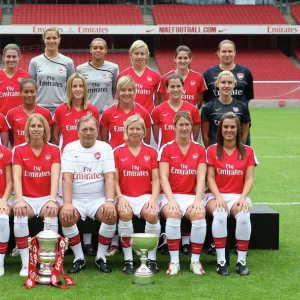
[252, 137, 300, 140]
[255, 202, 300, 205]
[257, 155, 300, 158]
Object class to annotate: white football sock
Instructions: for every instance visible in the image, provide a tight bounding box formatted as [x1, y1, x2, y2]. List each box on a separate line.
[97, 223, 116, 260]
[14, 216, 29, 267]
[166, 218, 181, 263]
[0, 214, 10, 265]
[145, 221, 161, 261]
[190, 219, 206, 263]
[62, 224, 84, 261]
[118, 220, 133, 261]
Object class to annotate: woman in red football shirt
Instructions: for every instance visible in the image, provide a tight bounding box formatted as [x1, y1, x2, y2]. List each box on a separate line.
[6, 78, 52, 148]
[0, 145, 13, 276]
[114, 115, 160, 275]
[205, 112, 258, 276]
[158, 45, 206, 108]
[152, 74, 200, 149]
[100, 75, 151, 149]
[12, 114, 60, 277]
[52, 73, 99, 151]
[158, 111, 207, 276]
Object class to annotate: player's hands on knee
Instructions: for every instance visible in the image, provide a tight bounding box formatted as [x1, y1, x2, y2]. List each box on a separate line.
[167, 200, 181, 215]
[13, 200, 28, 217]
[214, 195, 227, 211]
[61, 203, 77, 223]
[188, 200, 205, 215]
[236, 196, 250, 212]
[0, 200, 9, 215]
[117, 196, 131, 213]
[144, 198, 158, 214]
[45, 201, 59, 218]
[102, 201, 117, 219]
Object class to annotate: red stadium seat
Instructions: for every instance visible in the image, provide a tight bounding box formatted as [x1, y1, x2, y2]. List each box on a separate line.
[291, 4, 300, 24]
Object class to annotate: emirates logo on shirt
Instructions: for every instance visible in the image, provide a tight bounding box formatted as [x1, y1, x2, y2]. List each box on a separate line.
[233, 107, 239, 113]
[45, 154, 51, 161]
[147, 76, 152, 82]
[237, 73, 244, 80]
[190, 80, 196, 86]
[192, 153, 198, 160]
[144, 155, 150, 162]
[0, 153, 3, 159]
[94, 152, 101, 160]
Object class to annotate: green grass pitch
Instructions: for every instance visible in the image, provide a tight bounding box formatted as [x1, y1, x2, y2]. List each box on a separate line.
[0, 107, 299, 300]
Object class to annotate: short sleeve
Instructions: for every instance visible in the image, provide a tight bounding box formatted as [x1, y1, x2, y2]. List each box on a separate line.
[201, 104, 210, 123]
[90, 105, 100, 122]
[247, 147, 258, 167]
[6, 111, 13, 129]
[198, 146, 206, 164]
[52, 146, 61, 164]
[28, 59, 37, 80]
[241, 104, 251, 124]
[206, 146, 215, 166]
[44, 109, 53, 126]
[61, 148, 75, 174]
[158, 146, 170, 163]
[3, 148, 12, 166]
[197, 75, 207, 93]
[53, 106, 61, 125]
[100, 109, 110, 127]
[142, 110, 152, 128]
[0, 114, 8, 132]
[13, 147, 22, 166]
[191, 106, 201, 124]
[158, 76, 167, 95]
[151, 107, 160, 125]
[113, 148, 120, 170]
[150, 148, 158, 169]
[103, 145, 115, 173]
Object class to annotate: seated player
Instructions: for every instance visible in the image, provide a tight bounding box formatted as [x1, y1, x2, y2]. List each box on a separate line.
[114, 115, 160, 274]
[60, 115, 117, 274]
[205, 112, 258, 276]
[158, 111, 207, 275]
[12, 114, 60, 276]
[0, 144, 13, 276]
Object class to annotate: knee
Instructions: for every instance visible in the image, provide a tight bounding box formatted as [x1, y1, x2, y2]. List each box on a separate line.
[118, 211, 133, 222]
[104, 215, 118, 225]
[0, 214, 9, 228]
[143, 211, 158, 224]
[235, 211, 251, 223]
[189, 211, 206, 221]
[213, 210, 228, 223]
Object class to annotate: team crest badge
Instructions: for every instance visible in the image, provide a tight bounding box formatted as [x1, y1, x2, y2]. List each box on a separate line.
[94, 152, 101, 160]
[58, 68, 64, 73]
[190, 80, 196, 86]
[17, 77, 23, 82]
[233, 107, 239, 113]
[144, 155, 150, 162]
[192, 153, 198, 160]
[45, 154, 51, 161]
[87, 111, 92, 116]
[237, 73, 244, 80]
[0, 153, 3, 159]
[147, 76, 152, 82]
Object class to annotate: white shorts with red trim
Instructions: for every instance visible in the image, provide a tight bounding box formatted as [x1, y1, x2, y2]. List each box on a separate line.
[10, 195, 62, 216]
[120, 194, 153, 218]
[158, 194, 204, 217]
[203, 193, 252, 212]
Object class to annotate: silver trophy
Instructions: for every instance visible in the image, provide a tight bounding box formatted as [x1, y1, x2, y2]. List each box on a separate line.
[122, 233, 166, 285]
[28, 221, 68, 285]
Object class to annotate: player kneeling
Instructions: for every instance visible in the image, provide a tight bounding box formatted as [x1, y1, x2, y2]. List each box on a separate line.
[158, 111, 207, 275]
[60, 115, 117, 274]
[114, 115, 161, 275]
[205, 112, 258, 276]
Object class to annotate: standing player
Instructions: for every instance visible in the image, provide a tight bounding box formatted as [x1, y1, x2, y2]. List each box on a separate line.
[28, 27, 75, 113]
[60, 115, 117, 274]
[52, 73, 99, 151]
[12, 114, 60, 276]
[201, 71, 251, 148]
[158, 45, 206, 108]
[118, 40, 161, 114]
[203, 40, 254, 105]
[152, 74, 200, 149]
[6, 78, 52, 148]
[0, 145, 13, 276]
[114, 115, 160, 274]
[100, 75, 151, 149]
[0, 113, 9, 147]
[76, 38, 119, 115]
[205, 112, 258, 276]
[158, 111, 207, 275]
[0, 44, 31, 116]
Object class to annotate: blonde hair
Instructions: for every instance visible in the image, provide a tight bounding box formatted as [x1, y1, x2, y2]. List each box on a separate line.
[24, 114, 50, 143]
[173, 111, 193, 126]
[123, 115, 146, 141]
[217, 40, 236, 52]
[66, 73, 89, 110]
[216, 70, 236, 87]
[116, 76, 136, 105]
[129, 40, 150, 65]
[42, 27, 61, 40]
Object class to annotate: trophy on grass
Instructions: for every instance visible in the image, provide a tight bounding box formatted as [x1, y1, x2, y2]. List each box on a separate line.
[121, 233, 166, 285]
[25, 220, 75, 289]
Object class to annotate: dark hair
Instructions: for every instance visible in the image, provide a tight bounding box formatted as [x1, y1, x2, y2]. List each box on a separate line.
[216, 112, 245, 160]
[20, 78, 37, 91]
[90, 38, 107, 50]
[3, 44, 21, 57]
[174, 45, 192, 58]
[77, 114, 99, 131]
[165, 73, 184, 88]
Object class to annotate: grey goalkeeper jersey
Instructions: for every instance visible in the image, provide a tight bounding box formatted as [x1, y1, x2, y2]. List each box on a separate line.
[29, 53, 75, 108]
[76, 60, 119, 113]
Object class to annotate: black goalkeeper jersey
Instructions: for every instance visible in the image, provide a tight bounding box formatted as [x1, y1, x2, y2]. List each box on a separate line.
[201, 98, 251, 146]
[203, 64, 254, 105]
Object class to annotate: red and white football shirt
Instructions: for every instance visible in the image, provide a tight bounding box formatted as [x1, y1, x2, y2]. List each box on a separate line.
[13, 142, 61, 198]
[0, 145, 12, 198]
[118, 67, 161, 113]
[0, 68, 31, 116]
[114, 143, 158, 197]
[53, 103, 99, 151]
[6, 105, 53, 147]
[151, 101, 201, 148]
[0, 113, 9, 134]
[158, 140, 206, 195]
[206, 144, 258, 194]
[100, 103, 151, 149]
[159, 70, 207, 106]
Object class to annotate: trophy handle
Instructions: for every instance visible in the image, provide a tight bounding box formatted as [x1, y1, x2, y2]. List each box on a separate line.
[156, 233, 167, 249]
[64, 238, 69, 251]
[120, 233, 132, 246]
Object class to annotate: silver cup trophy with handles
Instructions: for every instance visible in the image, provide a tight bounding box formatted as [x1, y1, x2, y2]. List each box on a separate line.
[121, 233, 166, 285]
